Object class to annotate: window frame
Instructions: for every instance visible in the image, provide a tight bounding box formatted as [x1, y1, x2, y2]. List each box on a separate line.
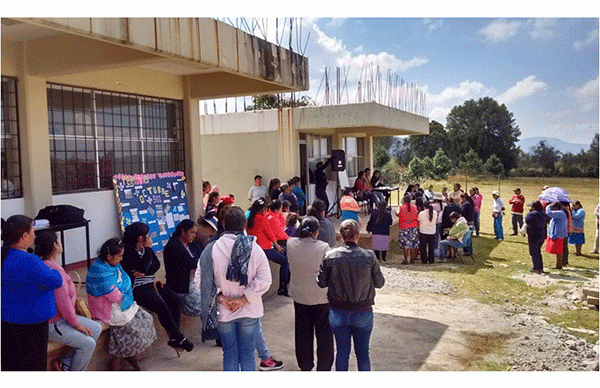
[47, 83, 185, 195]
[1, 75, 23, 199]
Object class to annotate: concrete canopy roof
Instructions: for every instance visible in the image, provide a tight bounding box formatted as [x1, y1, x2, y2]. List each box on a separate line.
[1, 17, 309, 99]
[293, 102, 429, 137]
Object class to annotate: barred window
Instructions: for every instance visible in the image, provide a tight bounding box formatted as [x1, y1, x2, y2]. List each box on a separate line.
[1, 76, 23, 199]
[47, 83, 185, 194]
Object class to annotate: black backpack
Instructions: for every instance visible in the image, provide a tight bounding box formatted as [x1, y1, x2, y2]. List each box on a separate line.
[35, 204, 85, 225]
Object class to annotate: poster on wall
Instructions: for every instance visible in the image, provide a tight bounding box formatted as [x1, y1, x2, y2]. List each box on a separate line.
[113, 171, 190, 252]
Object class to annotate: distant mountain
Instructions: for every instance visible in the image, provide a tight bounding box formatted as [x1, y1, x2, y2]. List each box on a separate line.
[518, 137, 590, 155]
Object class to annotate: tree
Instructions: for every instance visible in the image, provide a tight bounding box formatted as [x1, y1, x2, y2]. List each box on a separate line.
[432, 149, 453, 179]
[459, 148, 484, 175]
[530, 140, 561, 175]
[245, 94, 311, 110]
[406, 120, 449, 159]
[421, 156, 434, 178]
[373, 144, 390, 168]
[445, 97, 521, 171]
[408, 156, 425, 179]
[484, 154, 504, 176]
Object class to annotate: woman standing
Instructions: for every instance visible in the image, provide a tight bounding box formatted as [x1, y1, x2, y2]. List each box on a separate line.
[164, 220, 201, 316]
[246, 198, 290, 296]
[418, 201, 438, 264]
[317, 219, 385, 371]
[546, 202, 568, 270]
[525, 201, 549, 274]
[569, 201, 586, 256]
[397, 194, 420, 264]
[86, 238, 156, 370]
[268, 178, 281, 203]
[1, 215, 62, 371]
[470, 187, 483, 236]
[366, 200, 393, 262]
[36, 231, 103, 371]
[562, 202, 573, 266]
[121, 222, 194, 355]
[287, 216, 334, 371]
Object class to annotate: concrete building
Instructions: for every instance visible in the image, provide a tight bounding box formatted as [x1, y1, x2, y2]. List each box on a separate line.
[198, 102, 429, 211]
[1, 17, 308, 266]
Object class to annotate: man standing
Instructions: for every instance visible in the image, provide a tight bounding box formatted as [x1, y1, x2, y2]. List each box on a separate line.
[492, 190, 505, 241]
[508, 188, 525, 236]
[317, 219, 385, 371]
[314, 158, 332, 213]
[198, 206, 272, 371]
[247, 175, 268, 203]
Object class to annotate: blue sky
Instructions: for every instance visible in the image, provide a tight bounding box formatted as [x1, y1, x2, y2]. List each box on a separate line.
[300, 17, 599, 145]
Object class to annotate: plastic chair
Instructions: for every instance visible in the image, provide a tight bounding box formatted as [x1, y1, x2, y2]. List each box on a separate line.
[455, 230, 475, 264]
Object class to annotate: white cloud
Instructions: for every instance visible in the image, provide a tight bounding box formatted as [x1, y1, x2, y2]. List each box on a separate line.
[478, 19, 522, 42]
[423, 18, 443, 35]
[527, 18, 558, 39]
[496, 76, 548, 104]
[427, 80, 490, 106]
[571, 76, 599, 113]
[336, 51, 428, 73]
[573, 28, 599, 51]
[313, 24, 345, 54]
[326, 18, 346, 28]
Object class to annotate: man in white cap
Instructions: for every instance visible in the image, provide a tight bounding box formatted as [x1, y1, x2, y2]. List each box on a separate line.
[491, 191, 505, 240]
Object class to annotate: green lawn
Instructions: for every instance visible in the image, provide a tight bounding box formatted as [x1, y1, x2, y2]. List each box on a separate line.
[386, 176, 599, 344]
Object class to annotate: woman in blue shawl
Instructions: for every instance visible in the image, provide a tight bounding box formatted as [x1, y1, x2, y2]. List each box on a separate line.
[86, 238, 156, 371]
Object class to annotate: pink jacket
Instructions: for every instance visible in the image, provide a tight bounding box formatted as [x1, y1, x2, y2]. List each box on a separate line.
[87, 288, 122, 324]
[45, 260, 79, 327]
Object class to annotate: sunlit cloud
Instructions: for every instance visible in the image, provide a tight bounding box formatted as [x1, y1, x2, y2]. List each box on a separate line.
[573, 28, 599, 51]
[527, 18, 559, 39]
[496, 76, 548, 104]
[478, 19, 522, 42]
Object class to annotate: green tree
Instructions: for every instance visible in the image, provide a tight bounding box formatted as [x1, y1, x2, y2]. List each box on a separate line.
[245, 94, 311, 110]
[530, 140, 561, 175]
[407, 120, 448, 158]
[459, 148, 484, 175]
[421, 156, 434, 178]
[432, 149, 453, 179]
[445, 97, 521, 171]
[408, 156, 425, 179]
[373, 144, 390, 168]
[484, 154, 505, 176]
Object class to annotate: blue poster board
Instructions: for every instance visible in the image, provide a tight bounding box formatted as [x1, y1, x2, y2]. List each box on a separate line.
[113, 171, 190, 252]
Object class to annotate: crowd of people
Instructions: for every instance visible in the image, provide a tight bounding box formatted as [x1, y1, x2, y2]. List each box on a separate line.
[2, 172, 597, 372]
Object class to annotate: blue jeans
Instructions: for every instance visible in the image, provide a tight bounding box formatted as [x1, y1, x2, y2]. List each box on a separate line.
[48, 316, 103, 371]
[493, 215, 504, 240]
[439, 239, 463, 260]
[254, 320, 269, 360]
[329, 307, 374, 371]
[264, 248, 290, 288]
[218, 318, 260, 371]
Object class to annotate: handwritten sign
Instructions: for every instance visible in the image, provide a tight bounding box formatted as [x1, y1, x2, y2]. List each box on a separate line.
[113, 171, 190, 252]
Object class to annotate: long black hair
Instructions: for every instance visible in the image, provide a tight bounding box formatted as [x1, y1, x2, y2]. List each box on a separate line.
[122, 222, 149, 246]
[1, 215, 35, 266]
[376, 200, 388, 225]
[247, 198, 267, 230]
[34, 230, 59, 260]
[172, 219, 196, 238]
[98, 238, 124, 263]
[297, 216, 319, 238]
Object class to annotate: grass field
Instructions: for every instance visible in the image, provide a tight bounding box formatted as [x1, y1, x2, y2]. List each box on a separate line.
[384, 175, 599, 344]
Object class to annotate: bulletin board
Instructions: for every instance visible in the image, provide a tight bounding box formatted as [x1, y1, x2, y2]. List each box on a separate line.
[113, 171, 190, 252]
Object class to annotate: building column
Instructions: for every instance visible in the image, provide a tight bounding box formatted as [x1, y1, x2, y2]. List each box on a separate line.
[183, 76, 203, 221]
[18, 72, 53, 217]
[365, 134, 374, 172]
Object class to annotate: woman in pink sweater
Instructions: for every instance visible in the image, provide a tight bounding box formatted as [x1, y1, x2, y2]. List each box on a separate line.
[36, 231, 103, 371]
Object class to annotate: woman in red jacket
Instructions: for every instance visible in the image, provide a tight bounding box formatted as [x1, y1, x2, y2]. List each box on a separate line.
[247, 198, 290, 296]
[266, 199, 289, 250]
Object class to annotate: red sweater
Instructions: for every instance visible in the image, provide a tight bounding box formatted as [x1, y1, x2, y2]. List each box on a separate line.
[267, 210, 288, 241]
[247, 212, 277, 250]
[509, 194, 525, 214]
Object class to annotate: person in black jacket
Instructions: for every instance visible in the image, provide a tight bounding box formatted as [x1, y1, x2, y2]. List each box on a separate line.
[164, 219, 198, 294]
[121, 222, 193, 356]
[314, 158, 332, 213]
[441, 197, 461, 241]
[317, 219, 385, 371]
[525, 201, 550, 274]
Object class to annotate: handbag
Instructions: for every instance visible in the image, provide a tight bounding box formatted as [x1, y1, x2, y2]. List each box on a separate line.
[181, 278, 202, 317]
[36, 204, 85, 225]
[71, 271, 92, 319]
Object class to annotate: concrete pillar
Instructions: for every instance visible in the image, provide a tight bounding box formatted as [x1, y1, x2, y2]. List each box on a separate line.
[365, 134, 374, 172]
[18, 71, 53, 217]
[183, 76, 203, 221]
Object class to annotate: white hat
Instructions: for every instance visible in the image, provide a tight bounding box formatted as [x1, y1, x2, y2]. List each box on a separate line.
[492, 190, 500, 196]
[203, 216, 218, 231]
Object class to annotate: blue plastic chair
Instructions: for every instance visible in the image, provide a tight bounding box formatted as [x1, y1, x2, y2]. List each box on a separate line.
[455, 230, 475, 264]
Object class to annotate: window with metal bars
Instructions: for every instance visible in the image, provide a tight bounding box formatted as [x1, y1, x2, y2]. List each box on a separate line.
[1, 76, 23, 199]
[47, 83, 185, 194]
